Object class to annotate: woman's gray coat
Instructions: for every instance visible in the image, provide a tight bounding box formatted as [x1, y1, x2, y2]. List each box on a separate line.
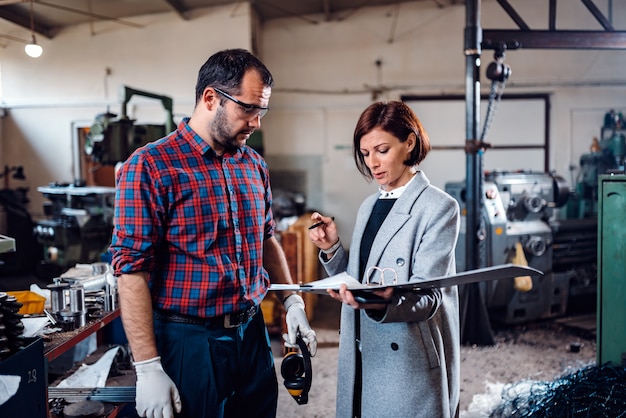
[321, 171, 461, 418]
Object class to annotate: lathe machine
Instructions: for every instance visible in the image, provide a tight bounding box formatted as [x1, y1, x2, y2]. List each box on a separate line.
[33, 184, 115, 275]
[32, 85, 174, 275]
[446, 171, 597, 324]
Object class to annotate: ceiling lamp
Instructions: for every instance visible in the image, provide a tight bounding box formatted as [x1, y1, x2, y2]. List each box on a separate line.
[25, 36, 42, 58]
[24, 0, 42, 58]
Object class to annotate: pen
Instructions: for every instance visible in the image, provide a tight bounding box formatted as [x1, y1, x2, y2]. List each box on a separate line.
[308, 217, 335, 230]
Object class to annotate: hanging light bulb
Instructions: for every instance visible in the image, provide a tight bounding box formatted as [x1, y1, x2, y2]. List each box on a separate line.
[25, 35, 42, 58]
[25, 0, 42, 58]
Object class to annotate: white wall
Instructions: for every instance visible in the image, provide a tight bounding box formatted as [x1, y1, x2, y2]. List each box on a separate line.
[1, 0, 625, 245]
[0, 4, 253, 218]
[261, 0, 626, 242]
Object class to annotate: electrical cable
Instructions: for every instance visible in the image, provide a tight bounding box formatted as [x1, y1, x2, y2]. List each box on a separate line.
[480, 80, 506, 141]
[481, 44, 511, 142]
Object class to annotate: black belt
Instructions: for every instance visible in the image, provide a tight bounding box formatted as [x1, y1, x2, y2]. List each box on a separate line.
[154, 305, 258, 329]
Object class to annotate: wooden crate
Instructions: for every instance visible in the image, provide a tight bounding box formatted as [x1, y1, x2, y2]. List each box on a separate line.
[286, 214, 322, 318]
[261, 213, 322, 335]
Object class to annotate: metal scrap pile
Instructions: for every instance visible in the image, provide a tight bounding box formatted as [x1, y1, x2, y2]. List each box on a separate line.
[490, 362, 626, 417]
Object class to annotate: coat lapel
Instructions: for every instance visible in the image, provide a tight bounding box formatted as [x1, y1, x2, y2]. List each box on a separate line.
[351, 171, 431, 279]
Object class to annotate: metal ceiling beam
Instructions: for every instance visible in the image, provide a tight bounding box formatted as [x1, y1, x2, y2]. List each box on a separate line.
[0, 1, 145, 39]
[495, 0, 529, 30]
[483, 30, 626, 50]
[549, 0, 556, 30]
[163, 0, 191, 20]
[581, 0, 613, 30]
[257, 1, 320, 24]
[483, 0, 625, 51]
[37, 1, 143, 29]
[0, 4, 54, 39]
[322, 0, 331, 21]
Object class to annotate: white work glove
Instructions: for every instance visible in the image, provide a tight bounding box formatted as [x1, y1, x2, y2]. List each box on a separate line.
[283, 294, 317, 357]
[133, 356, 182, 418]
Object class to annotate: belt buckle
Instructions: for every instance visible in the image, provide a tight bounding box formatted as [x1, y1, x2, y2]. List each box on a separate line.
[223, 306, 255, 328]
[223, 312, 241, 328]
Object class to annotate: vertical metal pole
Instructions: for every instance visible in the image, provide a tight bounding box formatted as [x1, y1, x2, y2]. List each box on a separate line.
[461, 0, 495, 346]
[464, 0, 482, 272]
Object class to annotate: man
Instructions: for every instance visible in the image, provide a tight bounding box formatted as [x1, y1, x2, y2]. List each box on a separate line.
[110, 48, 317, 418]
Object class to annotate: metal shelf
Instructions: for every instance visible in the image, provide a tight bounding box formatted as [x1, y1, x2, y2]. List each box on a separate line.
[44, 309, 120, 362]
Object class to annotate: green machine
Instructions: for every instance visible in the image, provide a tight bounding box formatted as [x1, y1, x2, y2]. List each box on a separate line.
[597, 173, 626, 366]
[568, 109, 626, 219]
[85, 85, 175, 164]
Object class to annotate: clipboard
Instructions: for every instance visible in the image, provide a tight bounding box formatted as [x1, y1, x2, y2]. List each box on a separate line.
[269, 263, 543, 297]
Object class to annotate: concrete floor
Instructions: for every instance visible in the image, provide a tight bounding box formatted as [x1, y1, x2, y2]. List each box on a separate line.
[1, 272, 598, 418]
[273, 294, 598, 418]
[274, 294, 341, 418]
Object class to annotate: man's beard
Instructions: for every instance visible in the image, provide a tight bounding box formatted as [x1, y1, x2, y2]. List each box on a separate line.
[210, 106, 252, 153]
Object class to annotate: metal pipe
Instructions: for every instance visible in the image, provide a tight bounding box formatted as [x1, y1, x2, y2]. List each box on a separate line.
[464, 0, 482, 272]
[461, 0, 496, 346]
[48, 386, 136, 402]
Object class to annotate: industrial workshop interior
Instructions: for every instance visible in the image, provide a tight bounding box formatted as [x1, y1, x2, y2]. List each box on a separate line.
[0, 0, 625, 417]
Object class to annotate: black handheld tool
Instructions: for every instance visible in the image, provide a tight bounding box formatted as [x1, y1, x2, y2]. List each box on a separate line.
[281, 335, 312, 405]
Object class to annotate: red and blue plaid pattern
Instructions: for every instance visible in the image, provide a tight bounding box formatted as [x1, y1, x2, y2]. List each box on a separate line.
[110, 118, 274, 318]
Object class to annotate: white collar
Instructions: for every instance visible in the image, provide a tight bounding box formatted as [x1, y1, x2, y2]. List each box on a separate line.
[378, 172, 417, 199]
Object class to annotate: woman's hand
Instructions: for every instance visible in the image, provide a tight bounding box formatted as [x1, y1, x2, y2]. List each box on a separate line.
[327, 284, 393, 311]
[308, 212, 339, 251]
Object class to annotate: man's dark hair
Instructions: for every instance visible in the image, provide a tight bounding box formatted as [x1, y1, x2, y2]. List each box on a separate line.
[195, 48, 274, 103]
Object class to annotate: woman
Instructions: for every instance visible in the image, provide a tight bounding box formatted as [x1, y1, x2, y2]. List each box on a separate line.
[309, 101, 460, 418]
